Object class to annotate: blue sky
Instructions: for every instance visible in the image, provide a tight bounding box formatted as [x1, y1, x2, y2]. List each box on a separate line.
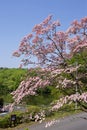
[0, 0, 87, 68]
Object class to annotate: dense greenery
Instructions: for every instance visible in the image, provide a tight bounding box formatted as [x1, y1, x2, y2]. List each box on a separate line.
[0, 67, 27, 103]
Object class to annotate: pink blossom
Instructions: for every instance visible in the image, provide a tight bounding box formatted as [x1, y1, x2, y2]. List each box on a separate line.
[11, 76, 50, 104]
[42, 15, 52, 25]
[27, 33, 33, 39]
[12, 50, 20, 57]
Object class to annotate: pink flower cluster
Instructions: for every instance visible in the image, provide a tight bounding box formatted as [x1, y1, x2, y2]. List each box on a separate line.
[52, 92, 87, 111]
[2, 103, 15, 112]
[67, 17, 87, 55]
[61, 78, 76, 88]
[11, 76, 50, 104]
[13, 15, 66, 68]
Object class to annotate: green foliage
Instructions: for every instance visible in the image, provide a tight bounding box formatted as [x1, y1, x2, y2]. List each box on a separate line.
[0, 68, 27, 103]
[23, 85, 63, 106]
[0, 68, 27, 90]
[25, 68, 38, 77]
[0, 114, 10, 128]
[24, 128, 29, 130]
[0, 84, 9, 95]
[26, 105, 41, 115]
[68, 48, 87, 66]
[3, 94, 14, 103]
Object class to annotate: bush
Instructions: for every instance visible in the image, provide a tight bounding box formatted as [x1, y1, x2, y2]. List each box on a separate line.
[21, 105, 46, 123]
[0, 115, 10, 128]
[22, 105, 41, 122]
[26, 105, 41, 115]
[24, 128, 29, 130]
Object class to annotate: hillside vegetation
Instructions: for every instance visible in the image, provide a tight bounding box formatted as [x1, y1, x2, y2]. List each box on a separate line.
[0, 68, 27, 103]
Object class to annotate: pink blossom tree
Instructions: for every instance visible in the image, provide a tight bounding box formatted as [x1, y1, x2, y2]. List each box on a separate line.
[11, 15, 87, 112]
[13, 15, 68, 68]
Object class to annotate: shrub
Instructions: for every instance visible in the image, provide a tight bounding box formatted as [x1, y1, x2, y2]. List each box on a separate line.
[0, 114, 10, 128]
[22, 105, 41, 122]
[26, 105, 41, 115]
[24, 128, 29, 130]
